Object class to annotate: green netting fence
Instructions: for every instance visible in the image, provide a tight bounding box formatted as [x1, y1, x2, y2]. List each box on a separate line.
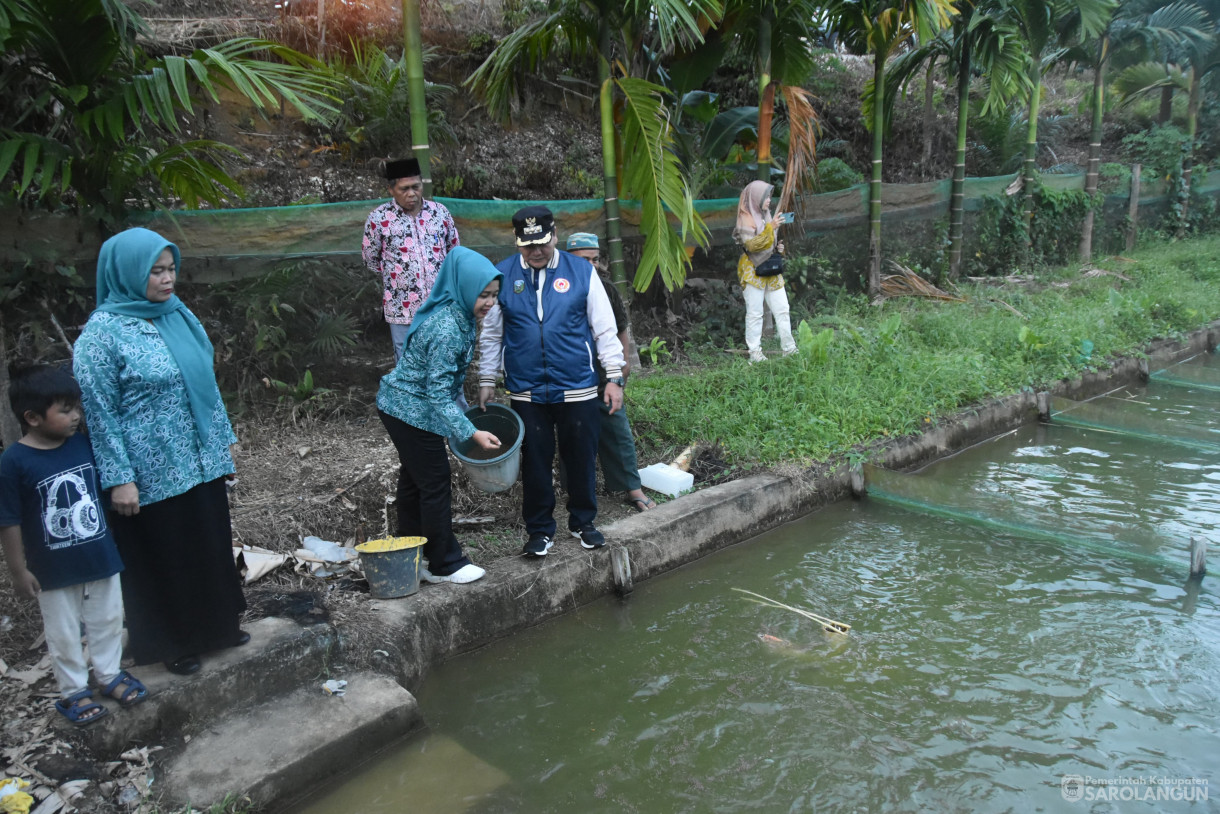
[3, 171, 1217, 283]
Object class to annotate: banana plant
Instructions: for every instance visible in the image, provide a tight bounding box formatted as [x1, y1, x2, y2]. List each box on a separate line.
[0, 0, 339, 217]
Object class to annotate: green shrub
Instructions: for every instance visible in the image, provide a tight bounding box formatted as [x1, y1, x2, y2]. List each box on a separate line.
[1097, 162, 1131, 194]
[1121, 124, 1188, 180]
[814, 157, 863, 192]
[326, 42, 453, 159]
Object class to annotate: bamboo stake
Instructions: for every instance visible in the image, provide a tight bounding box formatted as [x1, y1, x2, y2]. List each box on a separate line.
[732, 588, 850, 634]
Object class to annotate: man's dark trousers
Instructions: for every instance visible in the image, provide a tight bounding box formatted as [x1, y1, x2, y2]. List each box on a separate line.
[513, 400, 601, 537]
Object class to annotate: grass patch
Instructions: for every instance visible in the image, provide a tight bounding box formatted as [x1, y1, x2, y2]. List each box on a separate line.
[630, 235, 1220, 464]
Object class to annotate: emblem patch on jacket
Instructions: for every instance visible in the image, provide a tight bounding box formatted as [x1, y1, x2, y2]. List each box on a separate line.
[552, 278, 570, 293]
[513, 280, 525, 293]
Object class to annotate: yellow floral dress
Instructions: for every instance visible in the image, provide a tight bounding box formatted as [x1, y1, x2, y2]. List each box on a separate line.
[736, 222, 785, 292]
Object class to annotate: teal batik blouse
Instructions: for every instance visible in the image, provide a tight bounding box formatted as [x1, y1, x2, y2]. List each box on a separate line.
[74, 312, 237, 505]
[377, 301, 478, 441]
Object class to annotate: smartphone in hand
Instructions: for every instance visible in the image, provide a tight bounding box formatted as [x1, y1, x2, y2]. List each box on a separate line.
[778, 212, 795, 224]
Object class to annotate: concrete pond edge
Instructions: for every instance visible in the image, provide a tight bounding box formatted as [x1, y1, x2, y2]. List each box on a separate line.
[77, 323, 1218, 810]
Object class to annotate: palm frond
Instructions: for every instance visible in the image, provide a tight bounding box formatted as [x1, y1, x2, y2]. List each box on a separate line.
[305, 311, 360, 356]
[615, 76, 709, 292]
[969, 17, 1032, 116]
[626, 0, 723, 53]
[0, 132, 69, 197]
[146, 140, 245, 209]
[776, 85, 820, 220]
[1070, 0, 1118, 40]
[465, 12, 568, 124]
[193, 39, 339, 122]
[1113, 61, 1189, 103]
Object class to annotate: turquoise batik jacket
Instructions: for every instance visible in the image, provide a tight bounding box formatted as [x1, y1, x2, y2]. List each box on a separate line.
[377, 301, 478, 441]
[74, 312, 237, 505]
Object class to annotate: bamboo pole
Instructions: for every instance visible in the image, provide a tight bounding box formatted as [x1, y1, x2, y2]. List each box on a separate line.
[402, 0, 432, 197]
[597, 20, 626, 294]
[733, 588, 851, 634]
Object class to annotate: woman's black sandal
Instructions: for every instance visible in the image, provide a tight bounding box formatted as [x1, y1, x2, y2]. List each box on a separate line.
[166, 655, 201, 675]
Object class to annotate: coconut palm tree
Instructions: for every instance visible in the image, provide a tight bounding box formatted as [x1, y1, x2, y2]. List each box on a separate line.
[886, 0, 1027, 279]
[712, 0, 822, 183]
[0, 0, 338, 216]
[467, 0, 719, 292]
[832, 0, 958, 295]
[1112, 0, 1217, 235]
[1069, 0, 1209, 258]
[1006, 0, 1114, 245]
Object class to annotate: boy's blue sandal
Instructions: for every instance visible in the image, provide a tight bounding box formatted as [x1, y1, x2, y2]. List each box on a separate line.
[55, 689, 109, 727]
[101, 670, 149, 707]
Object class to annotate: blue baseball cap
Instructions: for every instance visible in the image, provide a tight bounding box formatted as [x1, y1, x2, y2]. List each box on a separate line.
[565, 232, 600, 250]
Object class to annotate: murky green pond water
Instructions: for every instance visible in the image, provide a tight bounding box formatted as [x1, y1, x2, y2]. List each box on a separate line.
[297, 360, 1220, 813]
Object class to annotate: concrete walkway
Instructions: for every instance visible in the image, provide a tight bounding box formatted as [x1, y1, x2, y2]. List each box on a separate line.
[77, 326, 1216, 811]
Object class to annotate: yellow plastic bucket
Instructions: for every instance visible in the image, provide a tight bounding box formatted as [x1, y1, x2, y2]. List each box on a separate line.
[355, 536, 427, 598]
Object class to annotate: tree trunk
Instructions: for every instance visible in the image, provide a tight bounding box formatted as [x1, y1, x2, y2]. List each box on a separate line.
[0, 310, 21, 448]
[402, 0, 432, 196]
[755, 6, 775, 182]
[1125, 163, 1141, 252]
[1177, 67, 1199, 236]
[947, 30, 970, 281]
[1158, 84, 1173, 124]
[316, 0, 326, 58]
[1079, 36, 1107, 262]
[867, 50, 885, 297]
[597, 22, 627, 293]
[922, 56, 936, 167]
[1022, 62, 1042, 254]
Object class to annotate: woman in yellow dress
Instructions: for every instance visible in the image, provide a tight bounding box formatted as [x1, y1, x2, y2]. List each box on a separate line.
[733, 180, 796, 362]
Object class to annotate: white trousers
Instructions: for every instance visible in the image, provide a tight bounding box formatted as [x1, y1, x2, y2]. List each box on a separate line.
[743, 284, 796, 357]
[37, 574, 123, 697]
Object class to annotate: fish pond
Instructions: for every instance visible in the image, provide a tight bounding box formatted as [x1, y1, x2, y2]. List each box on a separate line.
[296, 355, 1220, 813]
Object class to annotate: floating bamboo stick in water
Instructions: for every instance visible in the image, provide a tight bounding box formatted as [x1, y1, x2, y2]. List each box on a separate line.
[732, 588, 851, 635]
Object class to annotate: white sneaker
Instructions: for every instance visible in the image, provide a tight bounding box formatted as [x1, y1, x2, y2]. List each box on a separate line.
[749, 351, 767, 364]
[421, 564, 485, 584]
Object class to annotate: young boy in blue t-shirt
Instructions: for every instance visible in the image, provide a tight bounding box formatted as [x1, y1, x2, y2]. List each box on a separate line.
[0, 366, 148, 726]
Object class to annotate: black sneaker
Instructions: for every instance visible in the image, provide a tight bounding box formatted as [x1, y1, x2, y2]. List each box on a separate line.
[570, 525, 606, 550]
[523, 534, 553, 557]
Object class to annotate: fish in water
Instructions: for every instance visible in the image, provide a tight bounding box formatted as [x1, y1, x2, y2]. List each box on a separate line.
[756, 631, 849, 661]
[757, 633, 814, 659]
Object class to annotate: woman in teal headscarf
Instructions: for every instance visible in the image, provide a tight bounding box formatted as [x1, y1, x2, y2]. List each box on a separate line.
[74, 228, 247, 676]
[377, 247, 503, 584]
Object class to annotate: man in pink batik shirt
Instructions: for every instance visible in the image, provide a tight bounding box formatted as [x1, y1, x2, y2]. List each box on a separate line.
[362, 157, 460, 361]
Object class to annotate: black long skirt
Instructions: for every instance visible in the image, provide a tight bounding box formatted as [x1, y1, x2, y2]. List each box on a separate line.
[110, 477, 247, 665]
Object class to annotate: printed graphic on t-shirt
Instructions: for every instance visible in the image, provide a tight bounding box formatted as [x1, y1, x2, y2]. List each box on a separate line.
[38, 465, 106, 549]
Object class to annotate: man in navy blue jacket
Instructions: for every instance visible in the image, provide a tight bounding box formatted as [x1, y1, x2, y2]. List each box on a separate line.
[478, 206, 625, 557]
